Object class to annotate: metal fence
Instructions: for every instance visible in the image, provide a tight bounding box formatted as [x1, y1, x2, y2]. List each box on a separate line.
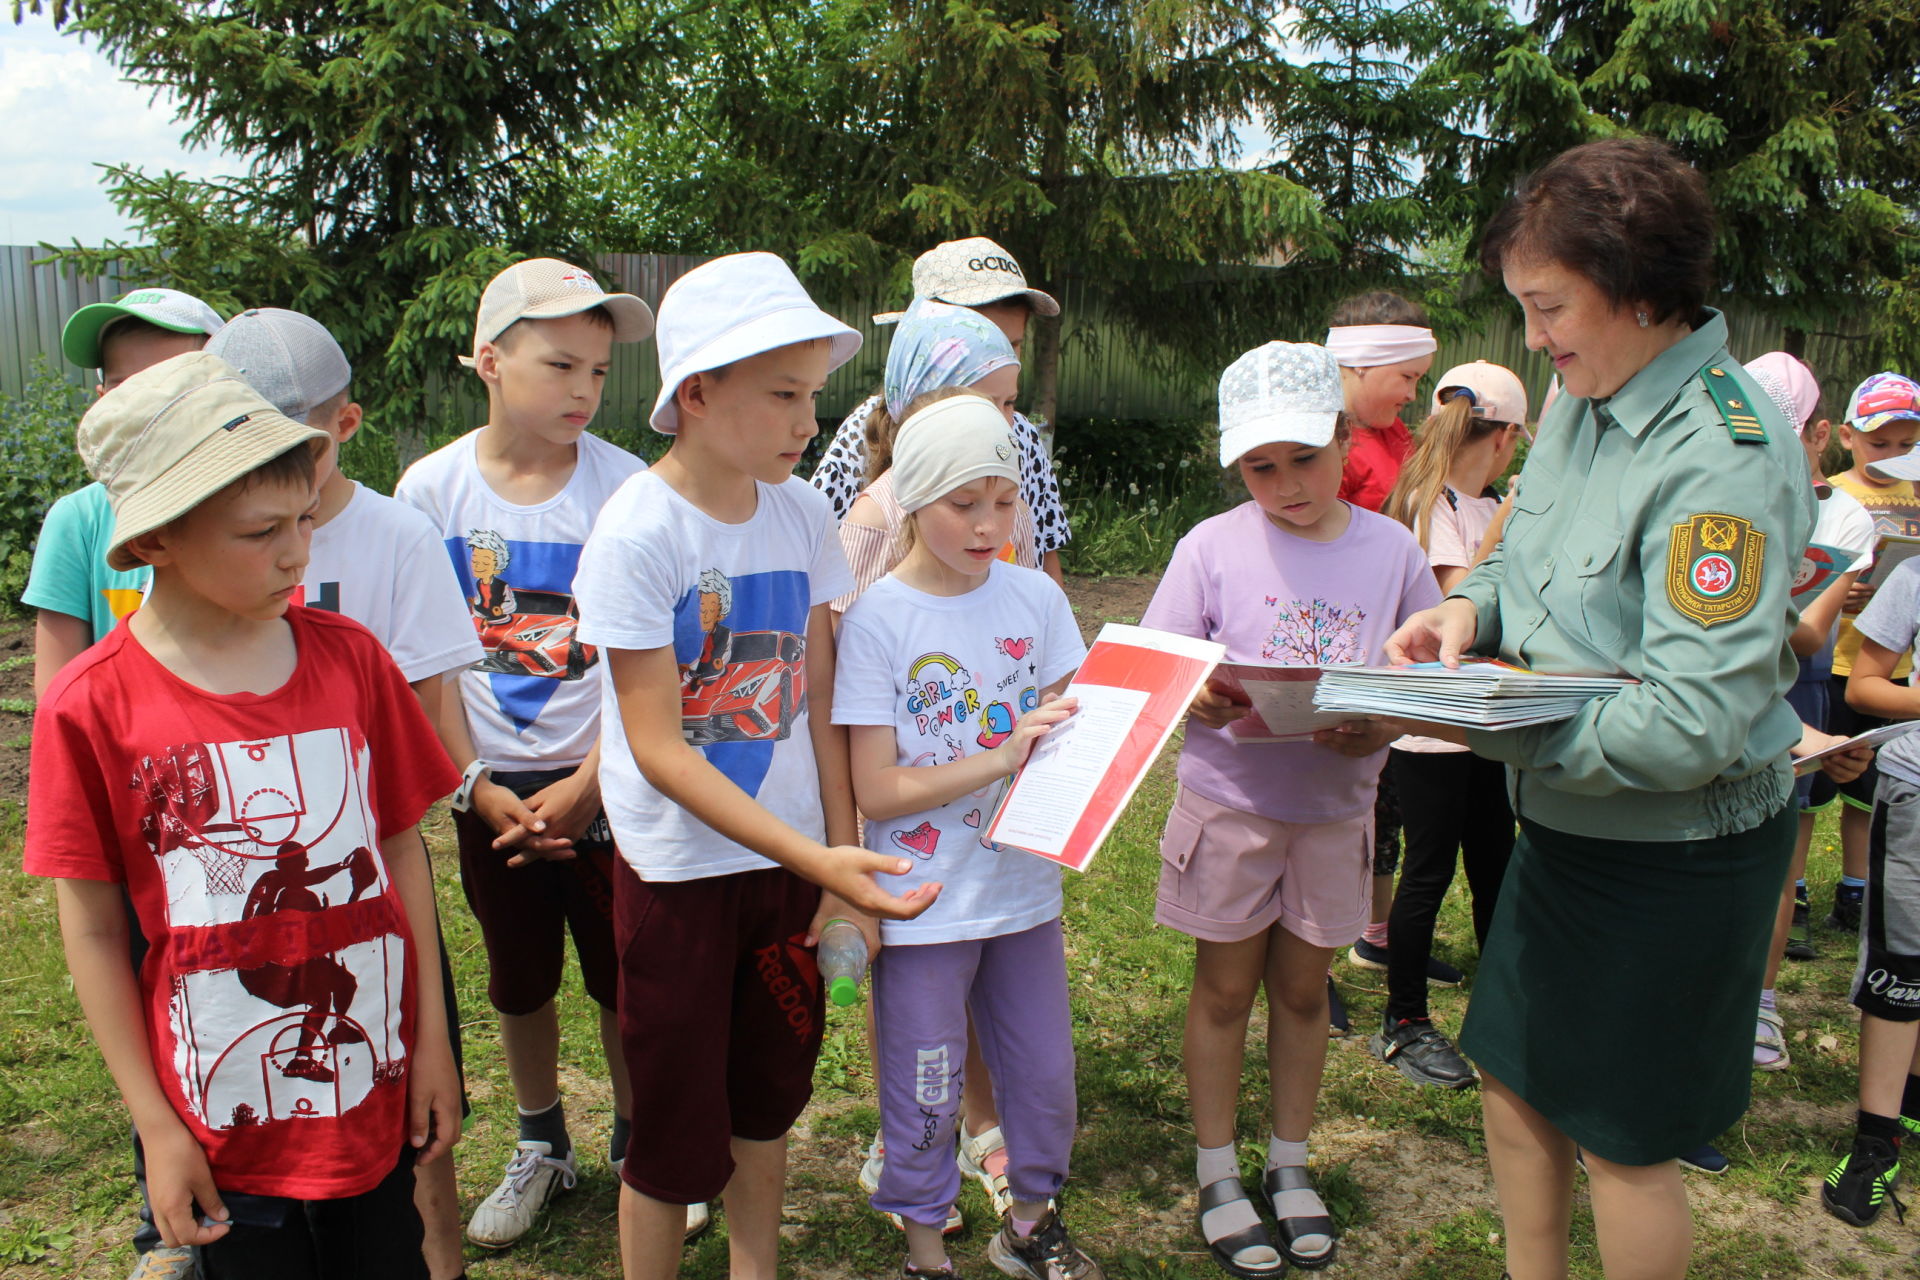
[0, 243, 1884, 428]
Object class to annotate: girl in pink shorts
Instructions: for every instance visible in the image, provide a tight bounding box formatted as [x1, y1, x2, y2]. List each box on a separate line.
[1140, 341, 1441, 1277]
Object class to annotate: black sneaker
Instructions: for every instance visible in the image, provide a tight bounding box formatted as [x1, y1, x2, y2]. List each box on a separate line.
[1326, 975, 1350, 1035]
[1823, 1134, 1905, 1227]
[1786, 894, 1816, 960]
[1678, 1142, 1730, 1174]
[1370, 1017, 1476, 1089]
[1828, 886, 1864, 934]
[1347, 938, 1463, 986]
[986, 1208, 1105, 1280]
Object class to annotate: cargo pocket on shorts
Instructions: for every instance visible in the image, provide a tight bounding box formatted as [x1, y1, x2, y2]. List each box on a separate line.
[1160, 794, 1206, 873]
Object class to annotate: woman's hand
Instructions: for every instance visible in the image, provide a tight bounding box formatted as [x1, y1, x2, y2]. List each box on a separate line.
[1385, 598, 1482, 668]
[1187, 681, 1251, 730]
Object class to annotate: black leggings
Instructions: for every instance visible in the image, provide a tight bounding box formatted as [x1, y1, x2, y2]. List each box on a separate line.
[1385, 750, 1515, 1024]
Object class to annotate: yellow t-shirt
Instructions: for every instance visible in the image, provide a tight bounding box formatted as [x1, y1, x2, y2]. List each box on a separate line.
[1829, 471, 1920, 677]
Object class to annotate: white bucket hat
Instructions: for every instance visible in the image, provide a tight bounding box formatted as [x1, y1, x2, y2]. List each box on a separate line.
[650, 253, 862, 434]
[1216, 342, 1345, 465]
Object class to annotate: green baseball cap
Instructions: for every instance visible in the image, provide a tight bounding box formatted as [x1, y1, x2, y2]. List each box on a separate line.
[61, 288, 225, 370]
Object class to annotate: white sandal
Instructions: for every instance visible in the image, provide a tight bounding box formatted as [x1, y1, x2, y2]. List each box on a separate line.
[1754, 1005, 1790, 1072]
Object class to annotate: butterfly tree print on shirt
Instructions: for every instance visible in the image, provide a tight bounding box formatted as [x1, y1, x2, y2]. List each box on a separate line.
[1260, 598, 1369, 664]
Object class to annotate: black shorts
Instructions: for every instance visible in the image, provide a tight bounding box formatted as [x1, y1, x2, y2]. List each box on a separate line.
[453, 767, 619, 1016]
[615, 865, 823, 1204]
[1808, 675, 1883, 811]
[1852, 777, 1920, 1021]
[195, 1145, 424, 1279]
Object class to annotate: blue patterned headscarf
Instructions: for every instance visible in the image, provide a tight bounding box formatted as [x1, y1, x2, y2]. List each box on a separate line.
[883, 298, 1020, 421]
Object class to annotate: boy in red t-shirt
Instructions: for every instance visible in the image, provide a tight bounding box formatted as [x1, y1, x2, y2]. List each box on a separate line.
[27, 352, 460, 1277]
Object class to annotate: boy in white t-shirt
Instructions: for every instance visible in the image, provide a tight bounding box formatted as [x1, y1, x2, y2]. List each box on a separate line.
[572, 252, 938, 1280]
[208, 307, 484, 1278]
[394, 259, 667, 1251]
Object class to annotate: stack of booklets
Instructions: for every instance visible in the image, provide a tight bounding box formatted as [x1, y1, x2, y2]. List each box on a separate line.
[1312, 661, 1636, 729]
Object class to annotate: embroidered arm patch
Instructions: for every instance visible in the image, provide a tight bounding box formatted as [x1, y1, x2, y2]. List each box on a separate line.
[1667, 512, 1765, 628]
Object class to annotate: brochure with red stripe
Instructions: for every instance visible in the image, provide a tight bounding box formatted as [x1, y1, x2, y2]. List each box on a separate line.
[987, 623, 1223, 873]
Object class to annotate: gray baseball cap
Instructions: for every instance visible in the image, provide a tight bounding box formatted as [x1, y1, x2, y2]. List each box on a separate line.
[205, 308, 353, 424]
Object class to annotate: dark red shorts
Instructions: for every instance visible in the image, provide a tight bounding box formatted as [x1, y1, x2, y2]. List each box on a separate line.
[453, 768, 618, 1016]
[614, 865, 824, 1204]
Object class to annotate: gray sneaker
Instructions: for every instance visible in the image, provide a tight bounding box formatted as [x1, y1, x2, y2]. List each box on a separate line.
[987, 1208, 1105, 1280]
[128, 1247, 195, 1280]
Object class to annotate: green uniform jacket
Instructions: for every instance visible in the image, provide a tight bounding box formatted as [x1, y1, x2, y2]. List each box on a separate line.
[1451, 310, 1816, 842]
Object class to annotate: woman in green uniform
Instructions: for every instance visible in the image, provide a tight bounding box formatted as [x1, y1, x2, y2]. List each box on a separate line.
[1387, 139, 1814, 1279]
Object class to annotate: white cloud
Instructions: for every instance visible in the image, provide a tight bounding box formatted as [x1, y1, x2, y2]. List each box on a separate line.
[0, 21, 243, 246]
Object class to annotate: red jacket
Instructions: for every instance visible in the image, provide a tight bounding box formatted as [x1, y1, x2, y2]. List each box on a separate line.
[1338, 418, 1413, 512]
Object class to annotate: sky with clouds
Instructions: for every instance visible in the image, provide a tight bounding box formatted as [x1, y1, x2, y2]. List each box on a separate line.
[0, 19, 241, 247]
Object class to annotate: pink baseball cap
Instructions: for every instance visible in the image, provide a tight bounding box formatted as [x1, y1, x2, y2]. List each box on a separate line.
[1744, 352, 1820, 431]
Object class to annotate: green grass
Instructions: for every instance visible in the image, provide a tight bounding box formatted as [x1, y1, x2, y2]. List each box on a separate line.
[1058, 468, 1235, 578]
[0, 723, 1912, 1276]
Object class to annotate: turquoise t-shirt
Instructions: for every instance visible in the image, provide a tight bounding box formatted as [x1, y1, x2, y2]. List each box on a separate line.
[22, 482, 151, 641]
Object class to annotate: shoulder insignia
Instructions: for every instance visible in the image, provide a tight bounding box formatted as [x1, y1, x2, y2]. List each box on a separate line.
[1667, 512, 1765, 628]
[1701, 365, 1769, 445]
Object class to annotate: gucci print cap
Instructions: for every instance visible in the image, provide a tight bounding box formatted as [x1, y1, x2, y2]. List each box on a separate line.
[1216, 341, 1346, 465]
[461, 257, 653, 367]
[873, 238, 1060, 324]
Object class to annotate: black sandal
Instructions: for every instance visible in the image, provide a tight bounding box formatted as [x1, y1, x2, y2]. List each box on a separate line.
[1263, 1165, 1336, 1270]
[1198, 1175, 1287, 1278]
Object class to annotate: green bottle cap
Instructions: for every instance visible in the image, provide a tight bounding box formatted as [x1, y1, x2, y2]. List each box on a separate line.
[829, 975, 860, 1007]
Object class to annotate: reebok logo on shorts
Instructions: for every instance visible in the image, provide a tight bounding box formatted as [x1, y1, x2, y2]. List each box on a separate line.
[753, 933, 820, 1043]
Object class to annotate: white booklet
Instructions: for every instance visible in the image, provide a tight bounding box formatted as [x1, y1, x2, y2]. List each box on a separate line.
[1793, 720, 1920, 776]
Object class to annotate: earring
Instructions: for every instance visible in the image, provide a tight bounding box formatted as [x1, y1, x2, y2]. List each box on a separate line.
[1637, 311, 1649, 328]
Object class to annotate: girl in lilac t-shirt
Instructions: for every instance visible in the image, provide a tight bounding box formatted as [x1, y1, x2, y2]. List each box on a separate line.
[1140, 342, 1439, 1277]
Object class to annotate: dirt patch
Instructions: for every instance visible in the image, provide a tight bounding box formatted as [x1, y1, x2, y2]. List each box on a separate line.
[1064, 575, 1162, 644]
[0, 620, 35, 806]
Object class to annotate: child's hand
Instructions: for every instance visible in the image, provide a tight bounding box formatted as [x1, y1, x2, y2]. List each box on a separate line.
[144, 1121, 230, 1249]
[497, 769, 601, 866]
[803, 847, 943, 921]
[996, 695, 1079, 773]
[1313, 718, 1397, 757]
[472, 780, 562, 859]
[1846, 579, 1877, 612]
[408, 1036, 463, 1165]
[806, 892, 882, 957]
[1820, 746, 1877, 785]
[1386, 597, 1482, 668]
[1187, 682, 1251, 730]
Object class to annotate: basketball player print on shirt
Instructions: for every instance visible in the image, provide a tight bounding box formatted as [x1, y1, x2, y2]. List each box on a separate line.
[1260, 598, 1368, 664]
[132, 727, 408, 1132]
[672, 566, 810, 797]
[449, 529, 597, 731]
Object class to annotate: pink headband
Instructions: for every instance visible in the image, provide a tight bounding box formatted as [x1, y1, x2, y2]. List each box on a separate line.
[1324, 324, 1437, 368]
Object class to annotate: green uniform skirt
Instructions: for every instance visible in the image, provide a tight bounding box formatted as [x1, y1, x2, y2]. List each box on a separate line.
[1458, 804, 1795, 1165]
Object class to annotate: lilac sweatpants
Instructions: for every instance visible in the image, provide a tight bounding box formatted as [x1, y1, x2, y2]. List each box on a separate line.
[870, 918, 1077, 1228]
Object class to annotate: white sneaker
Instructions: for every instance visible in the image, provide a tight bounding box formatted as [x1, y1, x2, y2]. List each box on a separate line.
[612, 1155, 714, 1243]
[959, 1125, 1015, 1218]
[858, 1131, 886, 1195]
[467, 1140, 578, 1248]
[865, 1130, 963, 1235]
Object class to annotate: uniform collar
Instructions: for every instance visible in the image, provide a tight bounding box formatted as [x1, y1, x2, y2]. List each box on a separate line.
[1591, 309, 1729, 439]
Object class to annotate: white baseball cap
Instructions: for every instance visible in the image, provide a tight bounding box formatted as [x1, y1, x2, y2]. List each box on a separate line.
[206, 308, 352, 423]
[1431, 360, 1529, 426]
[873, 237, 1060, 324]
[62, 288, 224, 370]
[1217, 342, 1345, 466]
[78, 352, 327, 570]
[462, 257, 653, 368]
[650, 253, 862, 434]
